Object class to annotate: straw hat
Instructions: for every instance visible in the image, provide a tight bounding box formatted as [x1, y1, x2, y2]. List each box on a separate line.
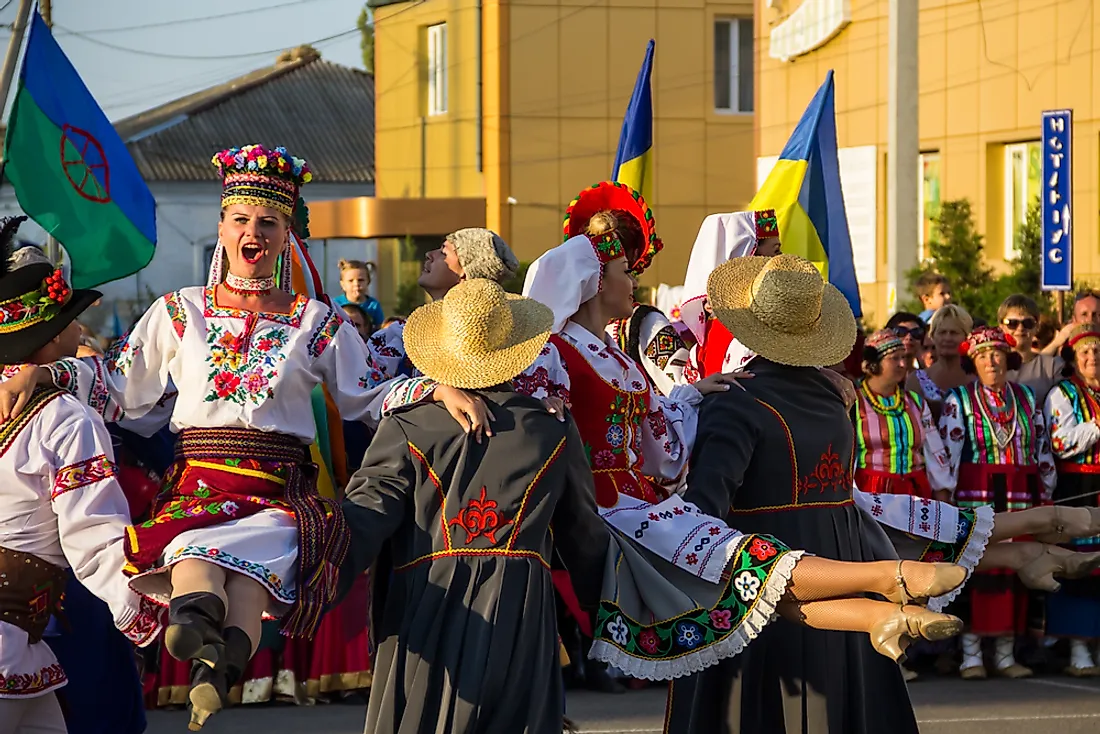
[404, 279, 554, 389]
[706, 253, 856, 367]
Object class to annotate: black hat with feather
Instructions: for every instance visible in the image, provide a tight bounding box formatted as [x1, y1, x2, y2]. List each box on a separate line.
[0, 216, 101, 364]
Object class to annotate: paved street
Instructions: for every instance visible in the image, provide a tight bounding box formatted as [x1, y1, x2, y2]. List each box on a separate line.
[145, 675, 1100, 733]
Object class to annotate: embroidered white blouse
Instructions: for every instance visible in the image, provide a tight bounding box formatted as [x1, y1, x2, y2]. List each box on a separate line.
[1044, 381, 1100, 460]
[0, 383, 163, 699]
[606, 309, 691, 397]
[513, 321, 702, 483]
[45, 287, 391, 441]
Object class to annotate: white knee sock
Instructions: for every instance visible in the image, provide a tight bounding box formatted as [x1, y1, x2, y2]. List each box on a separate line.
[1070, 639, 1096, 669]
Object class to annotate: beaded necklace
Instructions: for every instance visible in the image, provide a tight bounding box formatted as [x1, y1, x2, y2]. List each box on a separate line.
[976, 382, 1016, 447]
[224, 272, 275, 296]
[860, 380, 905, 416]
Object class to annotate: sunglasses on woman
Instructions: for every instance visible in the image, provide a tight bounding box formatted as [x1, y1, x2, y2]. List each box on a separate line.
[891, 326, 925, 340]
[1002, 317, 1037, 331]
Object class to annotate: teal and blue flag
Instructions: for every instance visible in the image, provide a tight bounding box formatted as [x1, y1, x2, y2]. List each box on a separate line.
[750, 70, 861, 318]
[611, 40, 654, 204]
[3, 11, 156, 289]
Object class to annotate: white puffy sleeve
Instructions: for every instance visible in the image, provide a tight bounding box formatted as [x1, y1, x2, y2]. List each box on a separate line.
[512, 341, 571, 404]
[46, 400, 164, 646]
[637, 311, 691, 396]
[1046, 383, 1100, 460]
[308, 308, 394, 426]
[920, 397, 954, 494]
[638, 384, 702, 482]
[940, 391, 966, 487]
[47, 293, 179, 426]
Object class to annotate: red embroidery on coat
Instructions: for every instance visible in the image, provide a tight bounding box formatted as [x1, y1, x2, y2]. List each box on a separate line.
[800, 444, 851, 495]
[449, 487, 513, 544]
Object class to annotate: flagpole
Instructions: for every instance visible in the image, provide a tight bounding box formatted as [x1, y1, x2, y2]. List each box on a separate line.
[36, 0, 61, 263]
[0, 0, 33, 117]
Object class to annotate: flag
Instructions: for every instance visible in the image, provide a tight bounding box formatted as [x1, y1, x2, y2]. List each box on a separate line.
[3, 12, 156, 289]
[611, 40, 654, 204]
[749, 70, 862, 318]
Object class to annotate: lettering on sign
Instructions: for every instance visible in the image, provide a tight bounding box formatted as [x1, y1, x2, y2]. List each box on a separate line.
[769, 0, 851, 62]
[1041, 109, 1073, 291]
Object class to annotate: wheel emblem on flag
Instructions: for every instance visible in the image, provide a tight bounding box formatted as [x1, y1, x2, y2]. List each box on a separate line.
[60, 125, 111, 203]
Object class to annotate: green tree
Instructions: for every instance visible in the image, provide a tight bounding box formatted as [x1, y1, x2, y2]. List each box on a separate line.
[357, 5, 374, 74]
[500, 262, 531, 295]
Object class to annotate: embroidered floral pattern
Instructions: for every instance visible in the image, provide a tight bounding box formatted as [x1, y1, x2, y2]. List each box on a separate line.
[644, 326, 685, 371]
[449, 486, 513, 544]
[204, 323, 289, 405]
[52, 454, 118, 499]
[800, 444, 851, 495]
[592, 534, 793, 664]
[163, 291, 187, 338]
[118, 596, 164, 646]
[382, 377, 437, 414]
[748, 537, 778, 561]
[160, 545, 292, 603]
[105, 332, 140, 375]
[0, 662, 66, 696]
[307, 309, 342, 358]
[512, 366, 570, 404]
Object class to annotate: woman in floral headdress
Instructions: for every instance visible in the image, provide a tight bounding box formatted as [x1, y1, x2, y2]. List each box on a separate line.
[562, 181, 691, 396]
[678, 209, 780, 380]
[1044, 325, 1100, 675]
[941, 326, 1057, 680]
[0, 144, 489, 729]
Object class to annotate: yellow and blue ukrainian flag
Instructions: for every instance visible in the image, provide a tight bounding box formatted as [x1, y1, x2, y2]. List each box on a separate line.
[611, 40, 654, 204]
[750, 70, 862, 318]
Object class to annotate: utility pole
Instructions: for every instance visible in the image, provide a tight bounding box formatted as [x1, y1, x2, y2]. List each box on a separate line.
[886, 0, 919, 313]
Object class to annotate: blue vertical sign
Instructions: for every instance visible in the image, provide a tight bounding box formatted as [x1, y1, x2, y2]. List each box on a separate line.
[1041, 109, 1072, 291]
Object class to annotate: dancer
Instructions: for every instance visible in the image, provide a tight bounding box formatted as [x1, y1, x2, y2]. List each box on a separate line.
[854, 329, 953, 501]
[0, 145, 489, 730]
[562, 181, 689, 395]
[665, 254, 935, 734]
[679, 209, 781, 380]
[1045, 325, 1100, 675]
[339, 278, 968, 733]
[0, 218, 162, 733]
[942, 326, 1056, 680]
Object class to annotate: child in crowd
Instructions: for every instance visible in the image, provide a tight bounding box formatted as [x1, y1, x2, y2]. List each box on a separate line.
[334, 259, 384, 329]
[916, 272, 953, 323]
[340, 303, 374, 342]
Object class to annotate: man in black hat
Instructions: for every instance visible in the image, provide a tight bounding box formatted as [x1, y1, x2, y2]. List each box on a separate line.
[0, 217, 163, 733]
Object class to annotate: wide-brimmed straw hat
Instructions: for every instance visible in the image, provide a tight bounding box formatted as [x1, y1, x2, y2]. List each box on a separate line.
[404, 279, 553, 389]
[706, 253, 856, 367]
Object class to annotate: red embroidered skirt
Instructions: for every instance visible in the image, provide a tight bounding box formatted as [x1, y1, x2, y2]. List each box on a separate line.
[957, 463, 1043, 636]
[592, 468, 664, 508]
[124, 428, 349, 638]
[854, 468, 933, 499]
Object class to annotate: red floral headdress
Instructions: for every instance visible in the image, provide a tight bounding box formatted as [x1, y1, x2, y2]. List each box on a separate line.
[563, 181, 662, 275]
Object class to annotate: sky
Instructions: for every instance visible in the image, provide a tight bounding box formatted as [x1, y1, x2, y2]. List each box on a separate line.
[0, 0, 368, 120]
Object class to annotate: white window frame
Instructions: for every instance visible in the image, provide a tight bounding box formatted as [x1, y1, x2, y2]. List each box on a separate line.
[426, 23, 447, 116]
[1003, 141, 1039, 259]
[714, 18, 753, 115]
[918, 151, 940, 262]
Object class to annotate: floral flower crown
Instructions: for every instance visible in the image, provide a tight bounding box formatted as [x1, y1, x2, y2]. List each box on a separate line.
[212, 144, 313, 217]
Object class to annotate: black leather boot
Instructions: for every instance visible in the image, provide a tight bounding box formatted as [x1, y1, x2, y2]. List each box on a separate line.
[166, 592, 226, 667]
[187, 659, 229, 732]
[222, 626, 253, 689]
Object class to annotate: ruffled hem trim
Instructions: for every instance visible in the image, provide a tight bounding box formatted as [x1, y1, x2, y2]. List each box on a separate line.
[927, 505, 995, 613]
[588, 549, 804, 680]
[128, 546, 296, 609]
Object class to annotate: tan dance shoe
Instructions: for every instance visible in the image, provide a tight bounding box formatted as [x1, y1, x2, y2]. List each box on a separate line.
[959, 665, 988, 680]
[884, 560, 968, 606]
[1065, 665, 1100, 678]
[869, 606, 963, 662]
[1033, 506, 1096, 545]
[994, 663, 1034, 679]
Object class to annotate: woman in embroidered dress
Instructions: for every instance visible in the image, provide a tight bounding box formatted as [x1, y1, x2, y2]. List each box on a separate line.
[0, 145, 491, 730]
[942, 326, 1059, 680]
[854, 329, 954, 502]
[678, 209, 781, 381]
[561, 181, 690, 396]
[1044, 325, 1100, 676]
[907, 304, 973, 422]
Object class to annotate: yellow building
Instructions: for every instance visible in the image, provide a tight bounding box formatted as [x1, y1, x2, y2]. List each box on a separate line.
[756, 0, 1100, 325]
[311, 0, 762, 304]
